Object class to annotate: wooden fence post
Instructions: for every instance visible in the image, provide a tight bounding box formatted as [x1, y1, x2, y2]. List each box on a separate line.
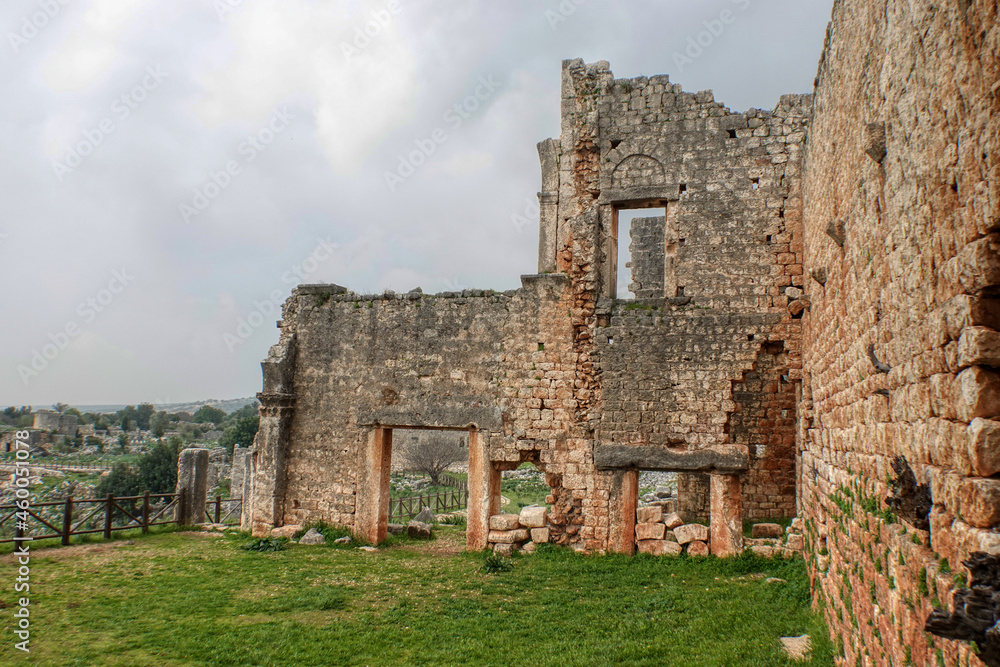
[62, 496, 73, 546]
[214, 495, 221, 524]
[142, 491, 150, 534]
[104, 493, 113, 539]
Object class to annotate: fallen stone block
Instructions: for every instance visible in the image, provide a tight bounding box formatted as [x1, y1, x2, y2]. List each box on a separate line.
[269, 524, 302, 539]
[522, 542, 537, 554]
[519, 505, 547, 528]
[489, 528, 530, 544]
[663, 512, 684, 529]
[493, 542, 515, 556]
[751, 523, 784, 538]
[785, 534, 804, 551]
[636, 522, 666, 541]
[387, 523, 406, 535]
[334, 535, 352, 544]
[298, 528, 326, 545]
[674, 523, 709, 545]
[357, 546, 378, 552]
[687, 540, 710, 556]
[530, 527, 550, 544]
[636, 505, 663, 524]
[751, 545, 775, 558]
[637, 539, 682, 556]
[407, 520, 432, 539]
[489, 513, 521, 531]
[780, 635, 812, 662]
[414, 507, 436, 524]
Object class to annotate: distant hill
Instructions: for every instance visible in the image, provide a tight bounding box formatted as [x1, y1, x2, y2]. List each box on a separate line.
[68, 397, 259, 415]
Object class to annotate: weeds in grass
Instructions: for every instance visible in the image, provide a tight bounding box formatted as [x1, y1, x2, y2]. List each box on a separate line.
[483, 551, 514, 574]
[242, 537, 288, 552]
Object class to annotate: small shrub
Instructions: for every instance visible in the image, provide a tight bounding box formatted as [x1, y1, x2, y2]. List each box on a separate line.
[242, 537, 288, 552]
[439, 515, 466, 526]
[482, 552, 513, 574]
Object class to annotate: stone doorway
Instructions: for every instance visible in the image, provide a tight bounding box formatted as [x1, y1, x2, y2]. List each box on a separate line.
[354, 426, 499, 550]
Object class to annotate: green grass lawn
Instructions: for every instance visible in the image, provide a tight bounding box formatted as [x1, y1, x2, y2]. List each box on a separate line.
[1, 527, 835, 666]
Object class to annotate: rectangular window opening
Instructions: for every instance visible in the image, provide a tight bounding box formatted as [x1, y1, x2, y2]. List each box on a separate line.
[615, 206, 667, 300]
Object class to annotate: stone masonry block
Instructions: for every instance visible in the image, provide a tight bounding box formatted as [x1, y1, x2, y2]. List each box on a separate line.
[638, 539, 682, 556]
[489, 529, 530, 544]
[663, 512, 684, 529]
[636, 506, 663, 524]
[635, 522, 666, 541]
[530, 527, 550, 544]
[969, 418, 1000, 477]
[687, 540, 710, 556]
[959, 478, 1000, 528]
[956, 366, 1000, 421]
[674, 523, 709, 545]
[959, 327, 1000, 368]
[489, 514, 522, 531]
[519, 505, 548, 528]
[751, 523, 784, 538]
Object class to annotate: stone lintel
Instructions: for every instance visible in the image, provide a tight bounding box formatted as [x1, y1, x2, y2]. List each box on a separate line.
[593, 444, 749, 473]
[357, 406, 503, 432]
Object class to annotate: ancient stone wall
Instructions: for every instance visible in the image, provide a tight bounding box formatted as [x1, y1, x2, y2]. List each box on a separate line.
[799, 1, 999, 665]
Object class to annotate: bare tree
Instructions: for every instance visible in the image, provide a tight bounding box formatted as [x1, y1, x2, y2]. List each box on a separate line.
[399, 432, 466, 485]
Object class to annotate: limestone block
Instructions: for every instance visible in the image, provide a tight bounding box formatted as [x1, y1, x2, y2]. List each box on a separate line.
[663, 512, 684, 529]
[956, 367, 1000, 421]
[959, 478, 1000, 528]
[674, 523, 709, 545]
[489, 514, 522, 531]
[751, 523, 784, 538]
[969, 418, 1000, 477]
[751, 545, 775, 557]
[786, 534, 804, 550]
[530, 527, 550, 544]
[270, 524, 302, 539]
[635, 522, 666, 541]
[299, 527, 326, 545]
[522, 541, 537, 554]
[493, 542, 515, 556]
[489, 529, 530, 544]
[636, 505, 663, 524]
[407, 521, 432, 539]
[687, 540, 710, 556]
[637, 539, 682, 556]
[959, 327, 1000, 368]
[519, 505, 548, 528]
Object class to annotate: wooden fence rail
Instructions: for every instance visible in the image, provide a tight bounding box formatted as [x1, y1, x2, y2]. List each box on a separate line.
[440, 473, 468, 491]
[0, 493, 243, 545]
[389, 488, 468, 522]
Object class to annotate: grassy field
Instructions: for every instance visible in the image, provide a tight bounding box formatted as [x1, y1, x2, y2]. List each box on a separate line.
[1, 527, 835, 666]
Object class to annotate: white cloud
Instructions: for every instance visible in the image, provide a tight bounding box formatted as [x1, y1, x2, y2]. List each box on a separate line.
[193, 0, 418, 175]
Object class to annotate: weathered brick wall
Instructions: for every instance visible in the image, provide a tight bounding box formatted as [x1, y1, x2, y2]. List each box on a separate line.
[799, 1, 999, 665]
[571, 62, 810, 520]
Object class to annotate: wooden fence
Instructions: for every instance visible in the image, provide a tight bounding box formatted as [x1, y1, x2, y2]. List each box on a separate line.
[440, 473, 468, 491]
[0, 493, 243, 545]
[389, 488, 468, 522]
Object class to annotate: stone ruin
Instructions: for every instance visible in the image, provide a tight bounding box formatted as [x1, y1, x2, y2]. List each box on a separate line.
[244, 1, 999, 663]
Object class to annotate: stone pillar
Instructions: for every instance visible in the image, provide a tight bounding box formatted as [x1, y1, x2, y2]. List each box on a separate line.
[467, 429, 499, 551]
[608, 469, 638, 554]
[247, 392, 294, 536]
[709, 473, 743, 558]
[356, 427, 392, 544]
[537, 138, 560, 274]
[175, 448, 210, 526]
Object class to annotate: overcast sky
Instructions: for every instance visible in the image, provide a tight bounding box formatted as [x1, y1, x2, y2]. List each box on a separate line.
[0, 0, 834, 408]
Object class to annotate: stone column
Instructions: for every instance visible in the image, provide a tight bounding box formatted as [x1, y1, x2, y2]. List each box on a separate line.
[247, 392, 294, 536]
[356, 427, 392, 545]
[467, 429, 499, 551]
[608, 469, 638, 554]
[536, 138, 560, 274]
[709, 473, 743, 557]
[175, 448, 209, 526]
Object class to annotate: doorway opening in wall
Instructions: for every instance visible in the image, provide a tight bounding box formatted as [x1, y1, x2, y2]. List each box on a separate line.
[389, 428, 471, 526]
[501, 460, 550, 513]
[614, 204, 670, 300]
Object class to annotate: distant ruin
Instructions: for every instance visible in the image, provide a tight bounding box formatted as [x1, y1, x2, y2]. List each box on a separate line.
[246, 1, 999, 664]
